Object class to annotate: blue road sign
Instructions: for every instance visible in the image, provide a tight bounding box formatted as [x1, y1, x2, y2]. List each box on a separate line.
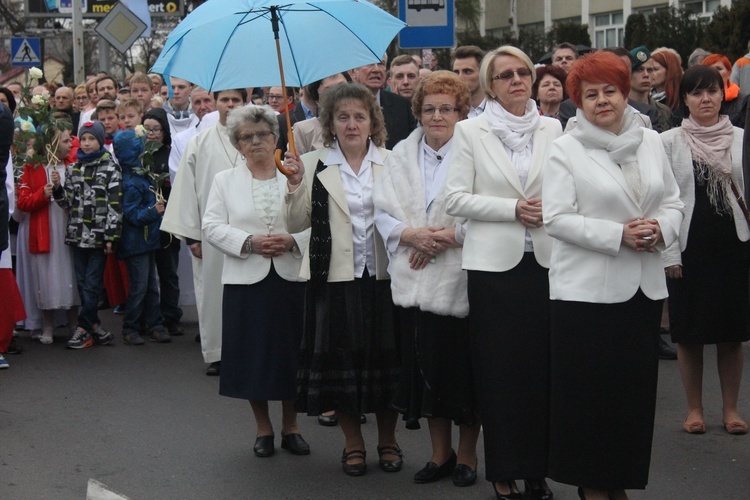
[11, 38, 42, 67]
[398, 0, 454, 49]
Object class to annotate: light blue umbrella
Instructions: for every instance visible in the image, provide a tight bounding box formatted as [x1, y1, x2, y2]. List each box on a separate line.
[150, 0, 406, 91]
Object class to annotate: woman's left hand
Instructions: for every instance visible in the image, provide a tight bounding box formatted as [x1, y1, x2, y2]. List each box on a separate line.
[257, 233, 295, 258]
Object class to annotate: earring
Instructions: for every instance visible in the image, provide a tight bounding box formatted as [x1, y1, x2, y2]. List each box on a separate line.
[241, 154, 246, 160]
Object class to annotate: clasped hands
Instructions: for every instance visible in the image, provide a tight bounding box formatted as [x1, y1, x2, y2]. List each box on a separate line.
[622, 218, 662, 253]
[403, 227, 455, 270]
[516, 198, 543, 228]
[250, 233, 295, 258]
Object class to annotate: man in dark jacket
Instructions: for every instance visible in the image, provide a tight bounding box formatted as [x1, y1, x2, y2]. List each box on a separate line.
[0, 103, 12, 252]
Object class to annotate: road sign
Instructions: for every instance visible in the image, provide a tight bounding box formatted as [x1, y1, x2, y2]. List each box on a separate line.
[398, 0, 455, 49]
[11, 38, 42, 67]
[94, 2, 147, 53]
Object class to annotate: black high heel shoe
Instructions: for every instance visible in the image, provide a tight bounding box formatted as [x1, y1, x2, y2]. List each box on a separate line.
[493, 480, 522, 500]
[524, 480, 553, 500]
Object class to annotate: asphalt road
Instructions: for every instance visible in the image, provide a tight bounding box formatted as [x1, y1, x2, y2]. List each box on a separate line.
[2, 306, 749, 499]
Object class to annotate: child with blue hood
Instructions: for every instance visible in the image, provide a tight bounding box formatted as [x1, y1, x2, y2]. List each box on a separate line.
[113, 129, 171, 345]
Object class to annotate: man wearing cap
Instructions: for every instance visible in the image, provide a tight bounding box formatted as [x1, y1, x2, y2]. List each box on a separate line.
[630, 46, 672, 132]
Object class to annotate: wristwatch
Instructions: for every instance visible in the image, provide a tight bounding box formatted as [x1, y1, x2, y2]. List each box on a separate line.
[243, 235, 253, 254]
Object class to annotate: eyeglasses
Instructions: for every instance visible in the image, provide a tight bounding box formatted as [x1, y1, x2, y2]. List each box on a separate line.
[145, 127, 163, 134]
[267, 94, 285, 100]
[422, 105, 457, 116]
[238, 131, 273, 143]
[492, 68, 533, 81]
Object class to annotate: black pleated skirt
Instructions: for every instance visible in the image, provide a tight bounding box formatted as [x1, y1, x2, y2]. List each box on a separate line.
[219, 266, 305, 401]
[295, 269, 401, 416]
[548, 290, 661, 490]
[668, 174, 750, 345]
[390, 307, 477, 427]
[468, 252, 551, 482]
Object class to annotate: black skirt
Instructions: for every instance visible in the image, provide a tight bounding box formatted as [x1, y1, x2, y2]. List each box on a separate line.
[295, 269, 401, 416]
[548, 290, 661, 491]
[468, 253, 551, 482]
[390, 307, 476, 427]
[668, 171, 750, 344]
[219, 266, 305, 401]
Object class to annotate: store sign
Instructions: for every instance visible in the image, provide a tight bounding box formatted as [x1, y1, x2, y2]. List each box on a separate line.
[26, 0, 183, 17]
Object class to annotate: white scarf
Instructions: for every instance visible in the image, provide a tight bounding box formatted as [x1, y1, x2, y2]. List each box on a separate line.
[569, 106, 645, 203]
[483, 99, 540, 187]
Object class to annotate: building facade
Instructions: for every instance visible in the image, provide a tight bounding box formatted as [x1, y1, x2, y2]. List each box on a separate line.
[482, 0, 731, 48]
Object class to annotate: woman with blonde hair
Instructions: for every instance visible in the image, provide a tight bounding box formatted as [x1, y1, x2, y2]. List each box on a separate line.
[445, 45, 562, 499]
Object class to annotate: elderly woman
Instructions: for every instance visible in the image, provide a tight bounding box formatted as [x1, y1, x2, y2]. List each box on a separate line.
[202, 105, 311, 458]
[532, 65, 567, 119]
[444, 45, 562, 500]
[283, 83, 401, 477]
[651, 49, 684, 127]
[543, 51, 683, 499]
[702, 54, 747, 128]
[661, 65, 749, 436]
[373, 71, 480, 487]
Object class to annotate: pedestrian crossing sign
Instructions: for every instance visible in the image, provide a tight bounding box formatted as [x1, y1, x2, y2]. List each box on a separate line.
[11, 38, 42, 67]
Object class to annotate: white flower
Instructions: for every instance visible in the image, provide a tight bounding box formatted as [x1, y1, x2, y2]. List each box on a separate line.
[135, 124, 146, 138]
[20, 121, 32, 132]
[31, 94, 45, 106]
[29, 67, 43, 79]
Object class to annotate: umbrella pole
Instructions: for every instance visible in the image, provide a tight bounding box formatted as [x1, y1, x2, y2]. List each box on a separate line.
[271, 6, 296, 175]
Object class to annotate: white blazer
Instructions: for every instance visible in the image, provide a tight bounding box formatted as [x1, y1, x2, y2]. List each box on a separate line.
[660, 126, 749, 268]
[444, 114, 562, 272]
[543, 129, 684, 303]
[286, 147, 391, 282]
[202, 166, 309, 285]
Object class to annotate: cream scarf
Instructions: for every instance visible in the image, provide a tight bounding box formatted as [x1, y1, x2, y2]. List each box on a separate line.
[569, 106, 644, 203]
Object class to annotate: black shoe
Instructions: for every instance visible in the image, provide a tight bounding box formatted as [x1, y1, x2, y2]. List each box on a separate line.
[493, 481, 522, 500]
[318, 413, 338, 426]
[253, 435, 274, 457]
[4, 337, 23, 354]
[281, 432, 310, 455]
[452, 464, 477, 487]
[524, 480, 553, 499]
[658, 337, 677, 360]
[413, 450, 456, 483]
[206, 361, 221, 376]
[166, 322, 185, 336]
[341, 448, 367, 476]
[377, 444, 403, 472]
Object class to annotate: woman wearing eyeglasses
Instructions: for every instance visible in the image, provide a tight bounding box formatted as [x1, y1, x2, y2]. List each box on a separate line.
[202, 105, 311, 458]
[373, 71, 480, 488]
[445, 45, 562, 499]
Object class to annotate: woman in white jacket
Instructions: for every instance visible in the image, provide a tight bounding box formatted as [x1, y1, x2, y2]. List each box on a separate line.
[543, 51, 683, 500]
[374, 71, 480, 488]
[203, 105, 311, 459]
[661, 65, 750, 436]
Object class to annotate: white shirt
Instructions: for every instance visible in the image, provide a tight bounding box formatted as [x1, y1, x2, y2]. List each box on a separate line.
[325, 143, 380, 278]
[467, 98, 486, 119]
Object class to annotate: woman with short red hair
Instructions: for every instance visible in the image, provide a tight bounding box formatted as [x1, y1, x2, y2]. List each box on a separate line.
[543, 51, 684, 500]
[702, 54, 748, 127]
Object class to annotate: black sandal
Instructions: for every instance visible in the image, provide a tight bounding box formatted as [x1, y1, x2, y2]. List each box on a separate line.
[341, 449, 367, 476]
[377, 444, 403, 472]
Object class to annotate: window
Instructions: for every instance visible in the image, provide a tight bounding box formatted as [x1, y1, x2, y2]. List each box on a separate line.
[635, 4, 670, 19]
[684, 0, 721, 17]
[593, 11, 624, 49]
[553, 16, 582, 26]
